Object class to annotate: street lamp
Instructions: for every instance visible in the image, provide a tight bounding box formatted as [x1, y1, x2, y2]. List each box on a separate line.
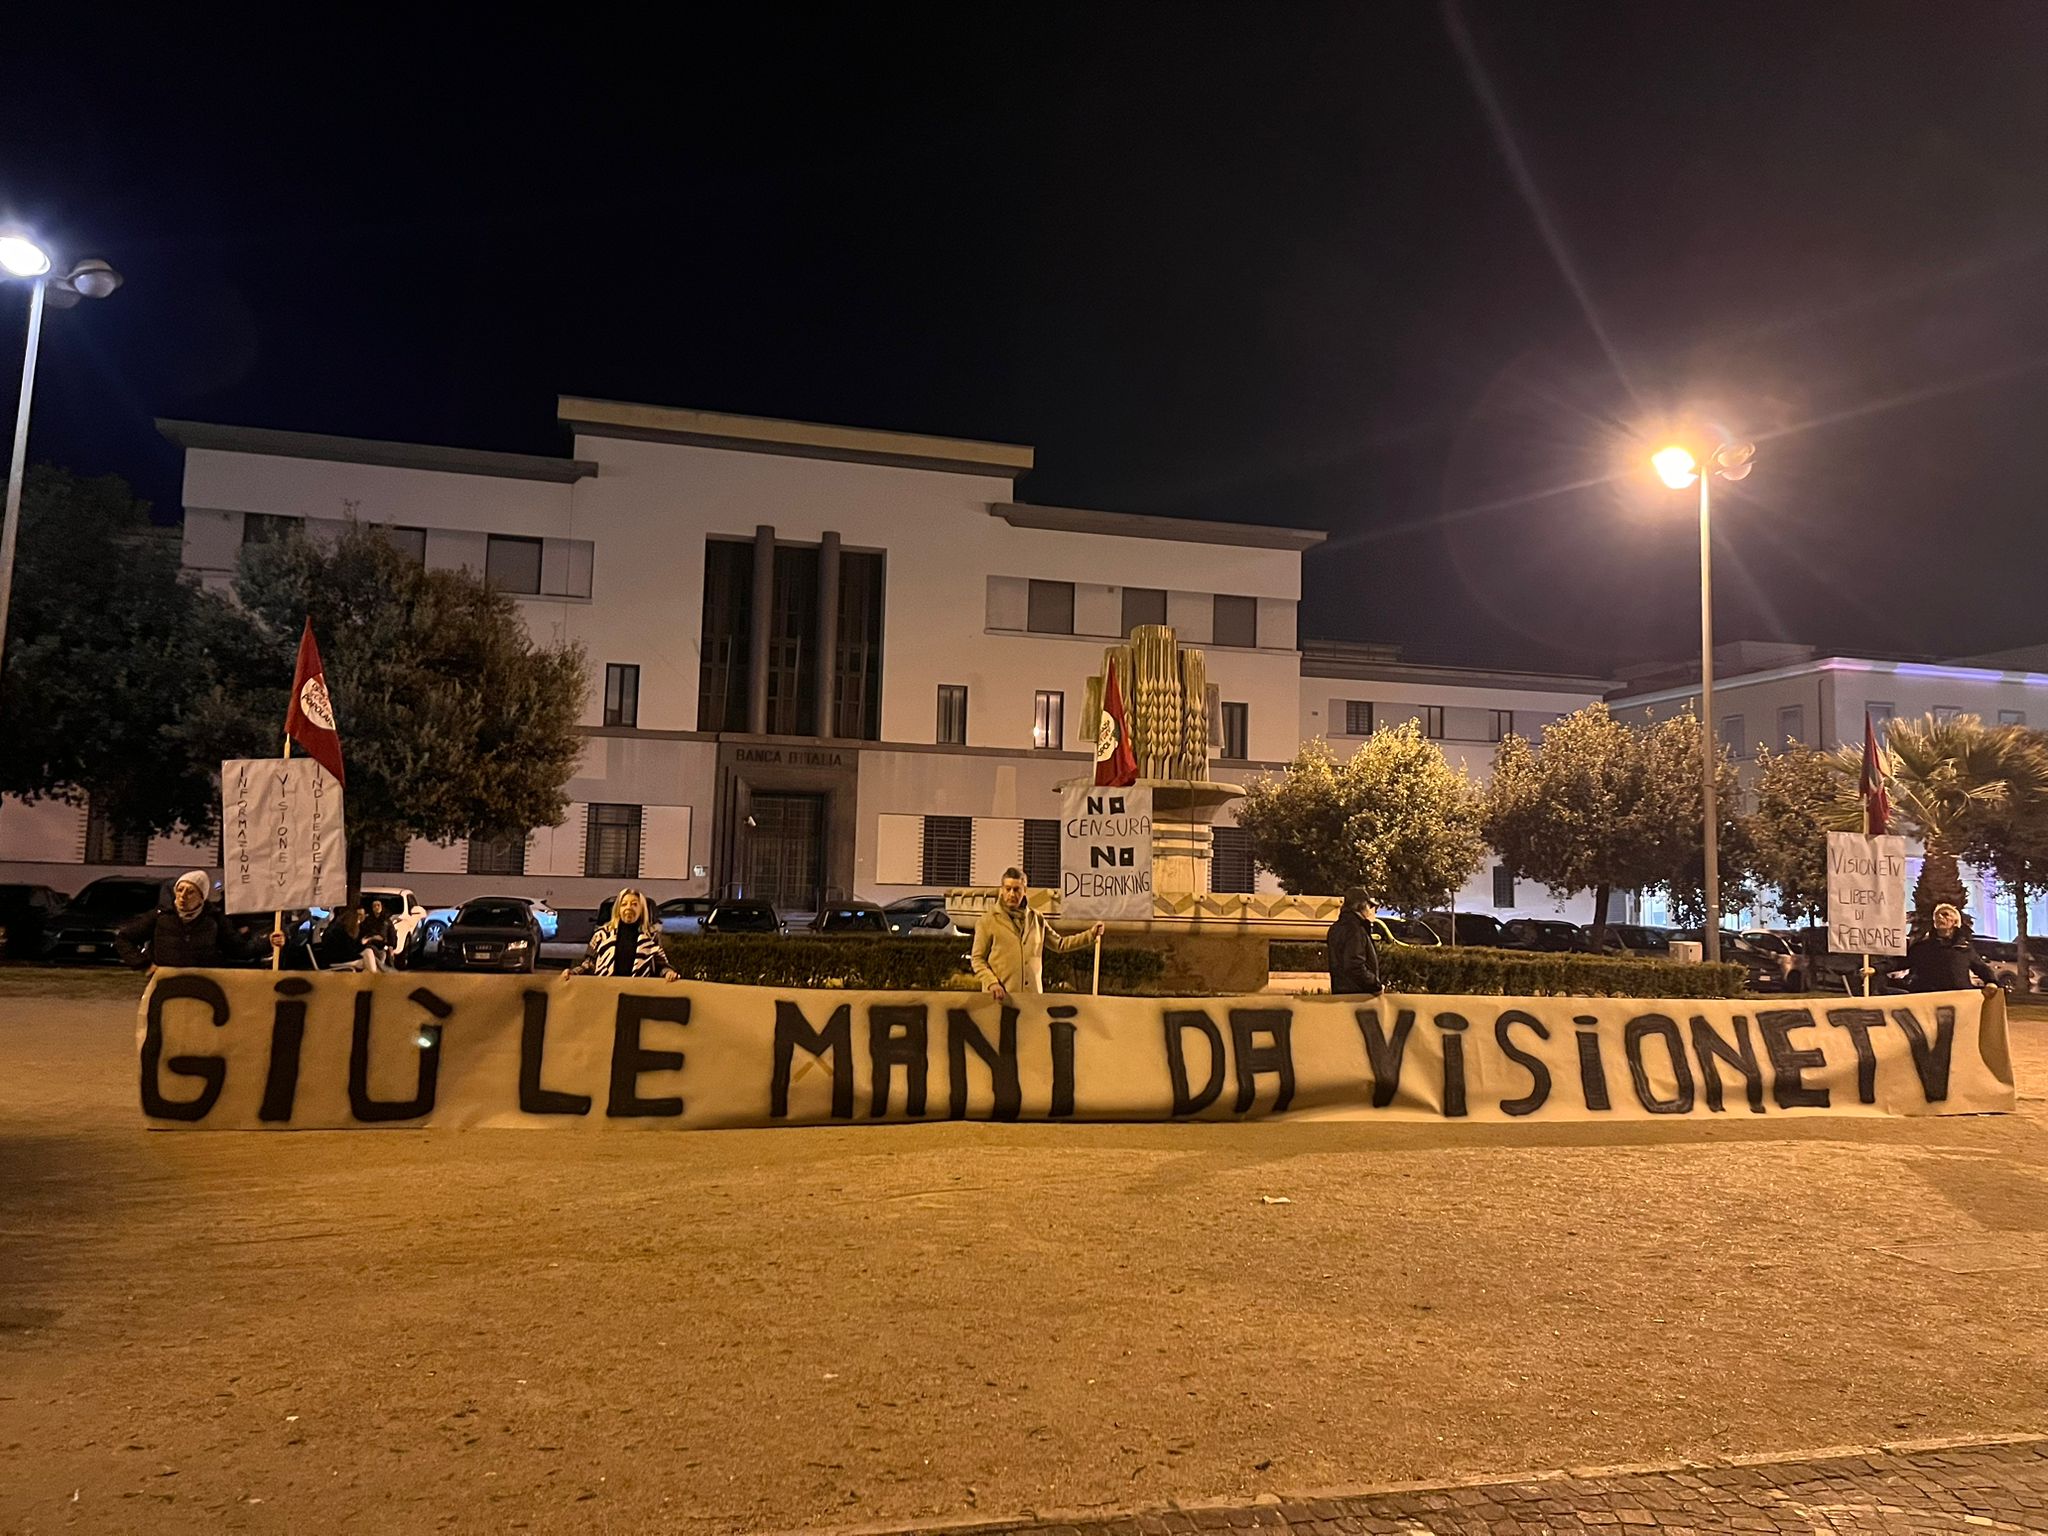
[1652, 436, 1756, 966]
[0, 229, 122, 709]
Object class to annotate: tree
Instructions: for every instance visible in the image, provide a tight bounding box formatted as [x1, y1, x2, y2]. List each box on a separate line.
[1234, 724, 1485, 912]
[222, 522, 589, 897]
[1747, 742, 1849, 926]
[1831, 714, 2048, 929]
[0, 466, 255, 840]
[1950, 727, 2048, 992]
[1636, 708, 1753, 928]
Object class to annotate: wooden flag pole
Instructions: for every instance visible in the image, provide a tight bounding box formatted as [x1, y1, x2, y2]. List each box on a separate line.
[271, 727, 291, 972]
[1091, 931, 1102, 996]
[1859, 793, 1873, 998]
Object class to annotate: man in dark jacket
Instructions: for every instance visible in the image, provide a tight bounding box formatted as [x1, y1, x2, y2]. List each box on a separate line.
[1904, 902, 1994, 992]
[1327, 887, 1383, 996]
[116, 870, 280, 973]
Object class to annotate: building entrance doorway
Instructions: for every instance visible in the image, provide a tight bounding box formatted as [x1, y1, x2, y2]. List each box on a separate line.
[744, 792, 824, 912]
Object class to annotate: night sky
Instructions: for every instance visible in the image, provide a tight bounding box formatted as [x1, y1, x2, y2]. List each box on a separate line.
[5, 3, 2046, 676]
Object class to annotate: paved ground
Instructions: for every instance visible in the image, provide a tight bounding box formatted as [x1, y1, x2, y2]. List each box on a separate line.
[948, 1437, 2048, 1534]
[1, 971, 2044, 1534]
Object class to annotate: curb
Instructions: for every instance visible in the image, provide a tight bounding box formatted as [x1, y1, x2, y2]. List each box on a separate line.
[763, 1429, 2048, 1536]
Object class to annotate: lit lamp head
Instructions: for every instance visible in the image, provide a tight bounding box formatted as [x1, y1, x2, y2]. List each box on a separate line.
[0, 232, 54, 279]
[1651, 445, 1699, 489]
[1651, 439, 1756, 489]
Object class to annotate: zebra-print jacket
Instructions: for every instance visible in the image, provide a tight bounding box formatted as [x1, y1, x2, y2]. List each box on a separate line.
[567, 922, 678, 979]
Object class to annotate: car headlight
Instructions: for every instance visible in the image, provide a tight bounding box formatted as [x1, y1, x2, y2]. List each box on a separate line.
[505, 939, 530, 952]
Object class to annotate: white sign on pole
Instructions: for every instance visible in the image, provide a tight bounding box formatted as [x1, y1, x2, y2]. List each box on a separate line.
[1059, 782, 1154, 921]
[1826, 831, 1908, 955]
[221, 758, 348, 915]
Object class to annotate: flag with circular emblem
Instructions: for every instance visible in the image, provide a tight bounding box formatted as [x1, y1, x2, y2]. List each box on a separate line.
[285, 618, 346, 784]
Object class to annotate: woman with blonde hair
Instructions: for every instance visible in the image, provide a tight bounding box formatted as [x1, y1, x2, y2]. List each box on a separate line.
[566, 888, 681, 980]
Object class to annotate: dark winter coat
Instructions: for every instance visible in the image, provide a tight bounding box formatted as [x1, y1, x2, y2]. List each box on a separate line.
[1904, 931, 1993, 992]
[116, 905, 262, 969]
[1327, 908, 1382, 996]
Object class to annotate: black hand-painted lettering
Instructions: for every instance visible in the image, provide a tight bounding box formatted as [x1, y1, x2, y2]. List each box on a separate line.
[868, 1003, 929, 1118]
[1689, 1014, 1765, 1114]
[1494, 1010, 1551, 1117]
[519, 989, 592, 1116]
[1228, 1008, 1295, 1114]
[1623, 1013, 1695, 1114]
[1888, 1004, 1957, 1103]
[771, 1001, 853, 1120]
[1573, 1017, 1612, 1111]
[1047, 1006, 1078, 1118]
[259, 978, 313, 1122]
[348, 988, 450, 1123]
[947, 1005, 1021, 1120]
[1354, 1006, 1414, 1108]
[140, 974, 232, 1121]
[1434, 1012, 1470, 1118]
[607, 993, 692, 1118]
[1824, 1008, 1888, 1105]
[1165, 1010, 1225, 1116]
[1756, 1008, 1830, 1109]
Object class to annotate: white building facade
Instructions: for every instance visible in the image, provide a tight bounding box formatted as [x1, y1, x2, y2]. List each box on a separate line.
[0, 398, 1611, 919]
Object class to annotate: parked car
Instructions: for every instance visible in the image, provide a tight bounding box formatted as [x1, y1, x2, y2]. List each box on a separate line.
[1373, 915, 1442, 947]
[1421, 912, 1505, 947]
[1669, 928, 1788, 992]
[703, 900, 784, 936]
[1972, 937, 2048, 996]
[43, 876, 166, 963]
[0, 883, 67, 959]
[409, 897, 557, 965]
[438, 896, 545, 972]
[883, 894, 967, 937]
[808, 902, 890, 935]
[539, 907, 602, 968]
[593, 894, 715, 938]
[1498, 919, 1590, 953]
[1598, 924, 1672, 955]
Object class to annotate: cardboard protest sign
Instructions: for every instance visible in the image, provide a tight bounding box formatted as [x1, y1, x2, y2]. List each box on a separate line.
[1060, 782, 1153, 920]
[221, 757, 347, 915]
[1827, 832, 1908, 955]
[139, 973, 2015, 1130]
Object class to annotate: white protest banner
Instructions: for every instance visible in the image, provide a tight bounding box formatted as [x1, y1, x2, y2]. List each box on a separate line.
[1060, 782, 1153, 920]
[1826, 832, 1908, 955]
[221, 757, 348, 915]
[138, 973, 2017, 1129]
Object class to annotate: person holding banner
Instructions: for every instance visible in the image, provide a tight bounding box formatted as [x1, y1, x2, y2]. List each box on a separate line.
[1904, 903, 1994, 992]
[971, 868, 1103, 1004]
[1326, 887, 1383, 997]
[565, 888, 681, 980]
[117, 870, 283, 973]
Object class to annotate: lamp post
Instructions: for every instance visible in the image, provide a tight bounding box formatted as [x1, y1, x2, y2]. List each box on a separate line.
[0, 230, 123, 708]
[1652, 438, 1756, 967]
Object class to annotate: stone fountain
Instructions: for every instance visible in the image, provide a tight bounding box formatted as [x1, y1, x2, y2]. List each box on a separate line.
[948, 625, 1339, 993]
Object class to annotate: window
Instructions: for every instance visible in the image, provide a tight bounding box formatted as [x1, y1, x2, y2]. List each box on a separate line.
[1211, 825, 1255, 894]
[362, 839, 406, 872]
[241, 512, 299, 546]
[1493, 866, 1516, 909]
[1419, 705, 1445, 740]
[1213, 594, 1258, 648]
[832, 549, 887, 740]
[765, 543, 822, 735]
[1719, 713, 1746, 758]
[2000, 709, 2027, 727]
[936, 685, 968, 746]
[1034, 690, 1064, 750]
[84, 802, 150, 865]
[922, 815, 972, 886]
[379, 525, 427, 563]
[1489, 709, 1515, 743]
[1345, 701, 1375, 736]
[698, 538, 753, 733]
[1778, 704, 1804, 746]
[1221, 701, 1249, 760]
[467, 831, 527, 877]
[1121, 586, 1167, 635]
[604, 664, 641, 728]
[1023, 819, 1061, 888]
[1866, 702, 1895, 740]
[1027, 579, 1075, 635]
[1932, 705, 1960, 725]
[485, 534, 543, 595]
[584, 804, 642, 879]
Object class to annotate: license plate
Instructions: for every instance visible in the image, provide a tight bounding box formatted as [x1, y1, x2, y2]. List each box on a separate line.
[75, 944, 95, 954]
[473, 946, 496, 959]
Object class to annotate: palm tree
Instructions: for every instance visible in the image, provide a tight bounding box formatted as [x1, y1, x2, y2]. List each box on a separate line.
[1829, 714, 2048, 929]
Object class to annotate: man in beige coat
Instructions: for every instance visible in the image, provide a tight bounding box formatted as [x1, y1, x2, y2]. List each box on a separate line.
[970, 867, 1105, 1004]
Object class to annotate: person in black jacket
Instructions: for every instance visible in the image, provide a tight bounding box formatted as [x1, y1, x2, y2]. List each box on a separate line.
[1904, 902, 1995, 992]
[1327, 887, 1383, 996]
[116, 871, 281, 973]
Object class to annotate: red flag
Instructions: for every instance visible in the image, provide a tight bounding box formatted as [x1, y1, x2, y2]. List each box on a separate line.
[1094, 657, 1139, 788]
[1860, 714, 1888, 836]
[285, 618, 346, 784]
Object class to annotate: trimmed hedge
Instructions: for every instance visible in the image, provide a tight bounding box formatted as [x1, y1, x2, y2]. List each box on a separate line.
[1270, 941, 1746, 999]
[661, 935, 1165, 994]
